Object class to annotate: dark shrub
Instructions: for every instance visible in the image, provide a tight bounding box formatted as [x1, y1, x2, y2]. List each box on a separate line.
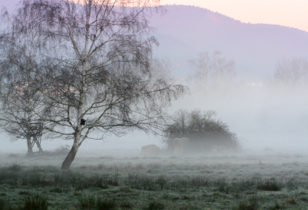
[144, 201, 165, 210]
[257, 180, 281, 191]
[155, 176, 167, 190]
[267, 201, 286, 210]
[7, 164, 22, 172]
[78, 196, 117, 210]
[163, 109, 240, 154]
[0, 198, 12, 210]
[21, 195, 49, 210]
[120, 200, 133, 209]
[96, 198, 117, 210]
[233, 196, 260, 210]
[49, 186, 62, 193]
[78, 196, 96, 209]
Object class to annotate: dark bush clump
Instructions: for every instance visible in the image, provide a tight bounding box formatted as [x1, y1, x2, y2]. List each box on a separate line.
[7, 164, 22, 172]
[164, 109, 240, 154]
[233, 196, 260, 210]
[0, 198, 12, 210]
[49, 186, 62, 193]
[257, 180, 281, 191]
[78, 196, 117, 210]
[144, 201, 165, 210]
[120, 200, 134, 209]
[78, 196, 96, 209]
[21, 194, 49, 210]
[267, 201, 286, 209]
[155, 176, 168, 190]
[96, 198, 117, 210]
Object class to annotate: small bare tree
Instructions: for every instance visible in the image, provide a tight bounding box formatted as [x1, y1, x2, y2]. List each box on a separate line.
[188, 51, 236, 91]
[270, 57, 308, 87]
[0, 0, 186, 169]
[0, 84, 45, 155]
[0, 5, 49, 155]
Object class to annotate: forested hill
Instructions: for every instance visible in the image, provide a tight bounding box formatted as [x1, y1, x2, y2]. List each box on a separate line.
[149, 5, 308, 80]
[1, 2, 308, 81]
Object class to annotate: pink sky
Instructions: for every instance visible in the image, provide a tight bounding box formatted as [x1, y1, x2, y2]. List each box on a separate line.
[162, 0, 308, 32]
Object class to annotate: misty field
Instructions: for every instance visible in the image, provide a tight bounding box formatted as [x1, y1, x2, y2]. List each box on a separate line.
[1, 150, 308, 210]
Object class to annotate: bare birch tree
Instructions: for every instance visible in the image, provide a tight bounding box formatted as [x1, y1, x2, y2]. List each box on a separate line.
[0, 0, 186, 169]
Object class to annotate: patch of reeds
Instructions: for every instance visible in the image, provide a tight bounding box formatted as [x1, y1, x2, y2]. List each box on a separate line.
[49, 186, 62, 193]
[155, 176, 168, 190]
[78, 196, 117, 210]
[266, 201, 285, 210]
[0, 198, 12, 210]
[232, 179, 257, 192]
[214, 178, 231, 193]
[257, 179, 281, 191]
[7, 164, 22, 172]
[286, 197, 297, 205]
[232, 196, 260, 210]
[120, 200, 134, 209]
[126, 174, 156, 190]
[78, 195, 96, 209]
[20, 194, 49, 210]
[144, 201, 165, 210]
[0, 165, 303, 193]
[96, 198, 117, 210]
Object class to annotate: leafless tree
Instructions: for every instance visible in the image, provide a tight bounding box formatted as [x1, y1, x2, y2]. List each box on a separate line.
[0, 5, 50, 156]
[0, 0, 186, 169]
[188, 51, 236, 91]
[270, 57, 308, 87]
[0, 83, 46, 155]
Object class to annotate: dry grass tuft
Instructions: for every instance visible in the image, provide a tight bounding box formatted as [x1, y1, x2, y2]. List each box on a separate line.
[286, 197, 297, 205]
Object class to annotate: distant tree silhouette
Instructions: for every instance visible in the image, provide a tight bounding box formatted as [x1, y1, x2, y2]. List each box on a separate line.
[188, 51, 236, 92]
[269, 57, 308, 87]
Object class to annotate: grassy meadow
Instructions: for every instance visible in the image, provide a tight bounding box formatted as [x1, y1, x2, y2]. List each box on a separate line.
[1, 149, 308, 210]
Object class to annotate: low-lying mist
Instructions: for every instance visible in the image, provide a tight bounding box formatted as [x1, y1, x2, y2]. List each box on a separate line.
[166, 55, 308, 153]
[1, 56, 307, 157]
[174, 85, 307, 152]
[2, 78, 307, 156]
